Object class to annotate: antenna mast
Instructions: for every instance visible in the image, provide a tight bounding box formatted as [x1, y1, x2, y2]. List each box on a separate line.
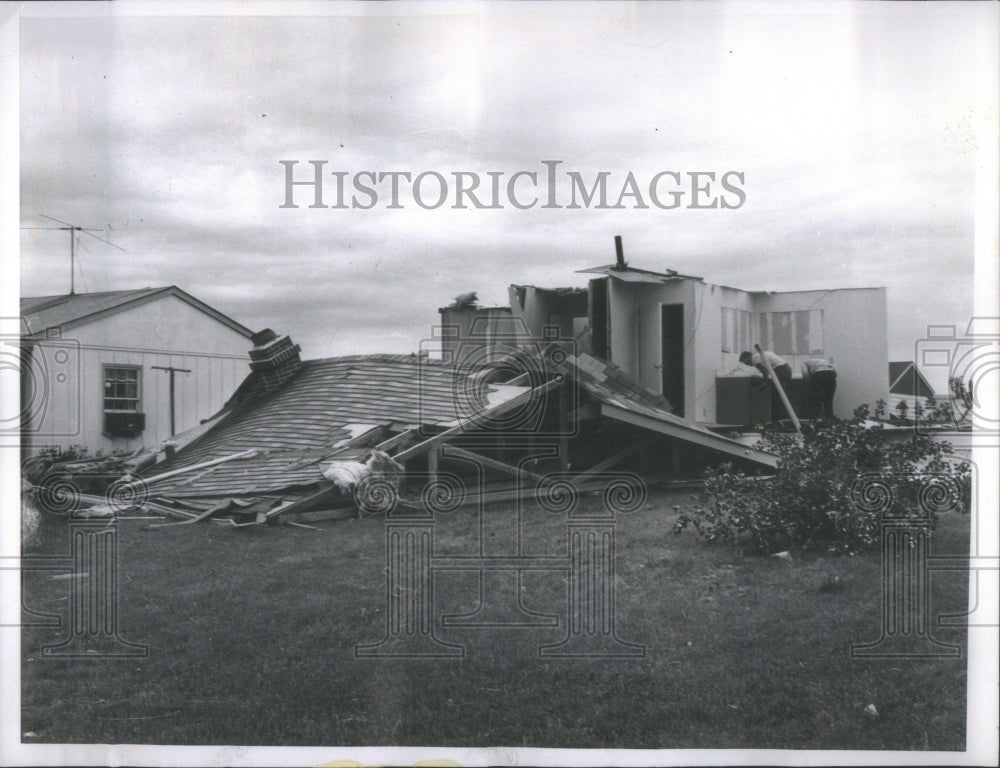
[21, 214, 126, 294]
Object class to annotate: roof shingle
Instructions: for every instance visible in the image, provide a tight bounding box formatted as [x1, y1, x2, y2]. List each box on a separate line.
[147, 354, 528, 498]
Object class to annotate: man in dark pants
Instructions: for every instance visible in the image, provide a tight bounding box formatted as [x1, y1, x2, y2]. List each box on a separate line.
[801, 357, 837, 418]
[740, 350, 793, 423]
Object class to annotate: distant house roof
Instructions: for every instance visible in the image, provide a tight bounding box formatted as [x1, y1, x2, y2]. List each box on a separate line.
[577, 264, 704, 283]
[889, 361, 935, 398]
[19, 286, 254, 339]
[147, 354, 529, 499]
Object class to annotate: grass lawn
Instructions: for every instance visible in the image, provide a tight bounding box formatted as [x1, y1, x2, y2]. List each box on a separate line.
[20, 488, 969, 749]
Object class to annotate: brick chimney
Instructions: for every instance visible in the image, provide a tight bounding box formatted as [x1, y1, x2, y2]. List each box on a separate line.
[249, 328, 302, 392]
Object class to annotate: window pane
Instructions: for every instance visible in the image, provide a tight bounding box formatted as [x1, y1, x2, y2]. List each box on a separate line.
[809, 309, 824, 352]
[795, 310, 810, 354]
[104, 367, 140, 411]
[772, 312, 793, 353]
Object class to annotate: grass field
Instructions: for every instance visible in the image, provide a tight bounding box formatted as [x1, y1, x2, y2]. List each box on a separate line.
[20, 488, 970, 749]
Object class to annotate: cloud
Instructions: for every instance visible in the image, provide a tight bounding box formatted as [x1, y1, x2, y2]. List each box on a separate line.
[17, 6, 991, 366]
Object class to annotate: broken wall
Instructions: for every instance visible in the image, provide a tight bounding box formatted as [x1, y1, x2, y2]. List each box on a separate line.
[605, 278, 889, 424]
[751, 287, 889, 419]
[507, 286, 588, 345]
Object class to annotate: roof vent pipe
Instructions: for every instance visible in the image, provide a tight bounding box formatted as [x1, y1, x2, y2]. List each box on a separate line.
[614, 235, 626, 270]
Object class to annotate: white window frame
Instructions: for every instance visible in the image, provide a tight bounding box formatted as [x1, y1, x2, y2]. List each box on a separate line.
[103, 365, 142, 413]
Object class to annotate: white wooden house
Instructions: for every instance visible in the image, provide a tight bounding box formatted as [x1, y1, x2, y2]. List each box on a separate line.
[20, 286, 254, 457]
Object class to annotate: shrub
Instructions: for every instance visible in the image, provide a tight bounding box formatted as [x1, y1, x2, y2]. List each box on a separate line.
[673, 404, 971, 553]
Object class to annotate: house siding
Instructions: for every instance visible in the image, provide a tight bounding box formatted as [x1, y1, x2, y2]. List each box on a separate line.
[24, 294, 250, 456]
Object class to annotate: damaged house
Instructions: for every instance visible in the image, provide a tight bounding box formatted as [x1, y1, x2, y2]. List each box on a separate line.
[41, 242, 890, 525]
[107, 319, 777, 525]
[447, 242, 890, 426]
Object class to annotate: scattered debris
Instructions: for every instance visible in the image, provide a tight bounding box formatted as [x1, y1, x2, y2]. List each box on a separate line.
[323, 449, 405, 515]
[449, 291, 478, 309]
[75, 505, 116, 518]
[23, 333, 779, 529]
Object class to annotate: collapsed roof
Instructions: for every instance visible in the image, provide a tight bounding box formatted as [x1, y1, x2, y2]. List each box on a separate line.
[125, 338, 776, 526]
[146, 353, 531, 500]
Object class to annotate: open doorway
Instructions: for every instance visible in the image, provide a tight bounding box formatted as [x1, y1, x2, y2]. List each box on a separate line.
[660, 304, 685, 416]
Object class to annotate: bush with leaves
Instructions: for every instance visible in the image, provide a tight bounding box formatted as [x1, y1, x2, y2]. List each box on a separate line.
[673, 403, 971, 553]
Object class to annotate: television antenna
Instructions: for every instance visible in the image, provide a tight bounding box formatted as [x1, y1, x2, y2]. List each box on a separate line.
[21, 213, 126, 294]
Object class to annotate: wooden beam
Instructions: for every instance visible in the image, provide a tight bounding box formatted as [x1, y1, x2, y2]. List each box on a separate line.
[395, 376, 563, 463]
[264, 482, 341, 518]
[440, 444, 545, 485]
[281, 507, 355, 524]
[148, 501, 229, 528]
[754, 343, 801, 433]
[599, 403, 779, 468]
[374, 428, 418, 454]
[569, 438, 650, 485]
[140, 449, 261, 488]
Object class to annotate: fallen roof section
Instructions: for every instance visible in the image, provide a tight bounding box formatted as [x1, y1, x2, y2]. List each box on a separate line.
[92, 345, 778, 526]
[553, 350, 778, 469]
[599, 402, 778, 468]
[143, 353, 531, 499]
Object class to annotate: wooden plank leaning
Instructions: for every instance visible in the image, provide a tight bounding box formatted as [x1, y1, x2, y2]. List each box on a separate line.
[133, 449, 263, 490]
[753, 343, 801, 433]
[394, 376, 564, 464]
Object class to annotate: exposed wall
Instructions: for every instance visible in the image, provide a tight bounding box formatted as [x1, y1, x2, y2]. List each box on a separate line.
[24, 294, 251, 456]
[605, 278, 889, 423]
[752, 288, 889, 418]
[439, 305, 516, 367]
[507, 286, 588, 344]
[607, 279, 695, 415]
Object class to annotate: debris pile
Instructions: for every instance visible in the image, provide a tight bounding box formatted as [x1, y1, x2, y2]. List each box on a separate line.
[23, 447, 158, 516]
[22, 341, 777, 530]
[323, 449, 404, 496]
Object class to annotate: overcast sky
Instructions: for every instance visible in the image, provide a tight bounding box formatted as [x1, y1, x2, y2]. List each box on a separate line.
[13, 2, 998, 388]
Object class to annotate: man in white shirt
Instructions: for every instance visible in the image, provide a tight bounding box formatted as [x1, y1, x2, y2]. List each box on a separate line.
[801, 357, 837, 418]
[740, 349, 792, 422]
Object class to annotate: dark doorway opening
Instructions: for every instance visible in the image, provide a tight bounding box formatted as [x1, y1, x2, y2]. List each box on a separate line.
[588, 278, 609, 360]
[661, 304, 685, 416]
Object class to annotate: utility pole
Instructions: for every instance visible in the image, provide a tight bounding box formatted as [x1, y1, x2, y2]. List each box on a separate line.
[151, 365, 191, 436]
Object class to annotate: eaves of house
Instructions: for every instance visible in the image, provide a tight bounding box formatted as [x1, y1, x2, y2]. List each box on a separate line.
[20, 286, 254, 340]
